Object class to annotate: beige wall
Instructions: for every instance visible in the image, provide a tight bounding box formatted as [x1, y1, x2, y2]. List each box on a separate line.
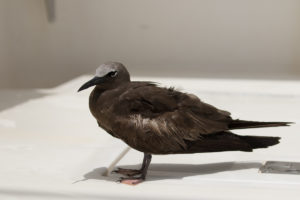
[1, 0, 300, 88]
[0, 0, 9, 87]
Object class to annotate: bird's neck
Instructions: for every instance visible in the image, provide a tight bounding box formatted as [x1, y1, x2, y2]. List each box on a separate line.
[90, 86, 105, 103]
[90, 81, 130, 103]
[89, 84, 120, 107]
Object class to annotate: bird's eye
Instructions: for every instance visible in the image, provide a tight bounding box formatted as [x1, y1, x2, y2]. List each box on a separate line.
[108, 71, 118, 78]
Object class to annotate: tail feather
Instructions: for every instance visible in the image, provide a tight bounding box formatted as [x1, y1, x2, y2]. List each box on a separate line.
[240, 135, 281, 149]
[229, 120, 292, 130]
[183, 132, 281, 154]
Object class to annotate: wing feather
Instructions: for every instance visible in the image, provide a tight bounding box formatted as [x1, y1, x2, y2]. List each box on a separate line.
[112, 82, 232, 153]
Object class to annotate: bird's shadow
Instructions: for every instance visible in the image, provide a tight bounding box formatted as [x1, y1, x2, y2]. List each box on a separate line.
[79, 161, 262, 183]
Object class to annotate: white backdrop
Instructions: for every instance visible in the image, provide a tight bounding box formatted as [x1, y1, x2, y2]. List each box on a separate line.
[0, 0, 300, 88]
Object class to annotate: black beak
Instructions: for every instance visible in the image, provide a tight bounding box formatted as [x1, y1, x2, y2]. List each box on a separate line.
[78, 76, 104, 92]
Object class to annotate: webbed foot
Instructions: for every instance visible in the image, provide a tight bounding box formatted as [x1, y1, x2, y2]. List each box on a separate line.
[112, 168, 142, 177]
[118, 176, 144, 185]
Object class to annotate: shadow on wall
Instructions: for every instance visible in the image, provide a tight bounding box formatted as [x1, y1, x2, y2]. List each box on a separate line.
[0, 90, 47, 112]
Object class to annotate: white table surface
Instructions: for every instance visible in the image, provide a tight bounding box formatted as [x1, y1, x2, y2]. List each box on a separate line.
[1, 76, 300, 200]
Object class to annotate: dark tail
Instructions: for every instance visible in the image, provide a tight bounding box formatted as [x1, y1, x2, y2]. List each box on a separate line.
[240, 135, 280, 149]
[183, 132, 281, 154]
[229, 120, 292, 130]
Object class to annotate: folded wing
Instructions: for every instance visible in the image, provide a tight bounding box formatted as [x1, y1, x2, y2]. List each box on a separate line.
[111, 83, 233, 153]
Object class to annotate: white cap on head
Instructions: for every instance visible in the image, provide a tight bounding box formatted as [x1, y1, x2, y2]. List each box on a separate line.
[95, 62, 120, 77]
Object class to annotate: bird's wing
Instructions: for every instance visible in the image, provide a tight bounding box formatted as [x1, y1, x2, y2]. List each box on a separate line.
[111, 82, 233, 151]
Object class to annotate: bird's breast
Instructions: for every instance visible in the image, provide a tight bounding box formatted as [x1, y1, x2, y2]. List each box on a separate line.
[89, 87, 123, 135]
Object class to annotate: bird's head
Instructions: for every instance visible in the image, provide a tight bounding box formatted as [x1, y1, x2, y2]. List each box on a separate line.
[78, 62, 130, 92]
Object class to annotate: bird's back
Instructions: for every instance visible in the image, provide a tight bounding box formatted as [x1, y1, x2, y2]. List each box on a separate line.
[89, 82, 231, 153]
[88, 81, 288, 155]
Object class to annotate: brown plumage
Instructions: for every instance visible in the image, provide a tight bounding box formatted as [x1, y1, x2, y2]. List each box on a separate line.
[78, 62, 291, 185]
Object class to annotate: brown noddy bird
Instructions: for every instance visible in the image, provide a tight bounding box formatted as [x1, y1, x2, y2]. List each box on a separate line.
[78, 62, 291, 185]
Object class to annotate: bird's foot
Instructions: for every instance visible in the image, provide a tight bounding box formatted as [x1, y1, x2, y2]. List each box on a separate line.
[112, 168, 142, 177]
[118, 176, 144, 185]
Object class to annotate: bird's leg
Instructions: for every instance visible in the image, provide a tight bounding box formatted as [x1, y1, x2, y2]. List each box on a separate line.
[118, 153, 152, 185]
[112, 152, 148, 177]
